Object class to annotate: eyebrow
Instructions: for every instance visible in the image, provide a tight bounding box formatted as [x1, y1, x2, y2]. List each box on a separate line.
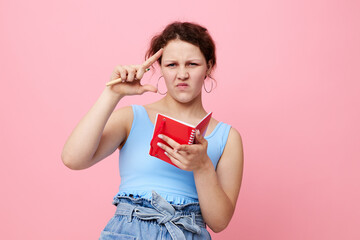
[162, 59, 203, 62]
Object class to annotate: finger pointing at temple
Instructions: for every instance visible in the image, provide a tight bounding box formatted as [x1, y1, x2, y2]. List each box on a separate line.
[136, 48, 163, 80]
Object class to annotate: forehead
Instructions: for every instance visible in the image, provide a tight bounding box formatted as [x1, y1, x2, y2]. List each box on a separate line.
[162, 39, 205, 60]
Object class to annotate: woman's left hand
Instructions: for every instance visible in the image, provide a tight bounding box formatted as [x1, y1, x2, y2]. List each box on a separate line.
[158, 130, 211, 172]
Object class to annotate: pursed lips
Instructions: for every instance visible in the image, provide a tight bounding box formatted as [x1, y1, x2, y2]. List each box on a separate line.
[176, 83, 189, 87]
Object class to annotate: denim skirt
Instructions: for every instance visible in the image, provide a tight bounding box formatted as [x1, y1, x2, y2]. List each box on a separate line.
[99, 191, 211, 240]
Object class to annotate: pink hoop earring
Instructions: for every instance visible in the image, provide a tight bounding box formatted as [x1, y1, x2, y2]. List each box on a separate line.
[157, 76, 167, 95]
[204, 75, 214, 93]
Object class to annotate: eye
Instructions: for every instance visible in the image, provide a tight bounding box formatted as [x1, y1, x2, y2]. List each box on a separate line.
[189, 63, 198, 66]
[166, 63, 176, 67]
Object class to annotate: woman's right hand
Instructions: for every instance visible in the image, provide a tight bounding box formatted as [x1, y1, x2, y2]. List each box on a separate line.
[108, 48, 163, 96]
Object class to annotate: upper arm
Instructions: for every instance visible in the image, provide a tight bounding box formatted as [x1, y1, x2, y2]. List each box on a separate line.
[216, 127, 244, 208]
[91, 106, 133, 165]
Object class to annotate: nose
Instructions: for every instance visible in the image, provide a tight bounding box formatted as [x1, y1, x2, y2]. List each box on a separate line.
[176, 66, 189, 80]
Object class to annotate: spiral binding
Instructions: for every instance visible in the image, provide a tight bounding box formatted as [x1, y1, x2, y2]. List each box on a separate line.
[188, 129, 196, 144]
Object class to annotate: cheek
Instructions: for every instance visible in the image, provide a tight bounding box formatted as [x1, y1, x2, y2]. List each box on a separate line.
[161, 71, 175, 87]
[161, 68, 175, 80]
[162, 74, 174, 85]
[193, 71, 207, 83]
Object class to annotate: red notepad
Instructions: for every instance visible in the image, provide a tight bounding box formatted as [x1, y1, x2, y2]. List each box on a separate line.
[149, 112, 212, 167]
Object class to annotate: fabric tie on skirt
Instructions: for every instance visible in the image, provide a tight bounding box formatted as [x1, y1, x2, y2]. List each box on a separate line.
[115, 191, 204, 240]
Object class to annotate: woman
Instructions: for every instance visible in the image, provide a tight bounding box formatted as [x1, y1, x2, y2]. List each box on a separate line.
[62, 22, 244, 240]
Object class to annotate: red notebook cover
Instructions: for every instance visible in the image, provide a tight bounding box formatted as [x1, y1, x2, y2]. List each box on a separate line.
[149, 112, 212, 167]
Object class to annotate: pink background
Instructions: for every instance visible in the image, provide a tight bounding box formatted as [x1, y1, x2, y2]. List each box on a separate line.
[1, 0, 359, 239]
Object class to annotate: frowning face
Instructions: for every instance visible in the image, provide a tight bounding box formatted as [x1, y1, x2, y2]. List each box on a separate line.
[161, 39, 209, 104]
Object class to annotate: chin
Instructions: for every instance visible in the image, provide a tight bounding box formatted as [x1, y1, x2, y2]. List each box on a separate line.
[167, 88, 202, 103]
[174, 93, 201, 104]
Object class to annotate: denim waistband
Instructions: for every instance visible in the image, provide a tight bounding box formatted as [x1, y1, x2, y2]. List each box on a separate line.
[114, 191, 205, 240]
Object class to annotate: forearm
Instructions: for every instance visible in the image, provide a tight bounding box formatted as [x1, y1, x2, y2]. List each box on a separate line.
[194, 159, 235, 233]
[61, 87, 123, 169]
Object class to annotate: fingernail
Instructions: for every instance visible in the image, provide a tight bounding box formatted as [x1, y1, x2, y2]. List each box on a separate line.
[158, 134, 163, 139]
[157, 142, 162, 147]
[164, 152, 168, 156]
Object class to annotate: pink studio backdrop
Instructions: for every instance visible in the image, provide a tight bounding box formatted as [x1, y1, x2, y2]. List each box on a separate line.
[1, 0, 359, 239]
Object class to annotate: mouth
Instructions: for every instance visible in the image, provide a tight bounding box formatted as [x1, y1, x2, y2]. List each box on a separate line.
[176, 83, 189, 87]
[176, 83, 189, 90]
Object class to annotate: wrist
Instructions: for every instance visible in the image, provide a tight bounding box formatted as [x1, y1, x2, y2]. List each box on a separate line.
[104, 86, 125, 101]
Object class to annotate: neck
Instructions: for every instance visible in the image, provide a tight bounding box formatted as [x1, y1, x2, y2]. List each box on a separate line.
[160, 93, 206, 119]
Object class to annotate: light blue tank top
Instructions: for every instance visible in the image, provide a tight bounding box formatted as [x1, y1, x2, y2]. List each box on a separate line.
[113, 105, 231, 205]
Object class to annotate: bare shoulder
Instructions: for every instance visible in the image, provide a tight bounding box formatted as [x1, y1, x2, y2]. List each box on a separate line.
[227, 127, 243, 148]
[106, 106, 134, 131]
[103, 106, 134, 148]
[217, 126, 244, 174]
[110, 105, 133, 123]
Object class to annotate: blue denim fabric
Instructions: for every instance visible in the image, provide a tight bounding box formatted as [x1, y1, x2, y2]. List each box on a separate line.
[99, 191, 211, 240]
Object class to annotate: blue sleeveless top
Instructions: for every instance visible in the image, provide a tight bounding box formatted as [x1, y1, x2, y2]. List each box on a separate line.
[113, 105, 231, 205]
